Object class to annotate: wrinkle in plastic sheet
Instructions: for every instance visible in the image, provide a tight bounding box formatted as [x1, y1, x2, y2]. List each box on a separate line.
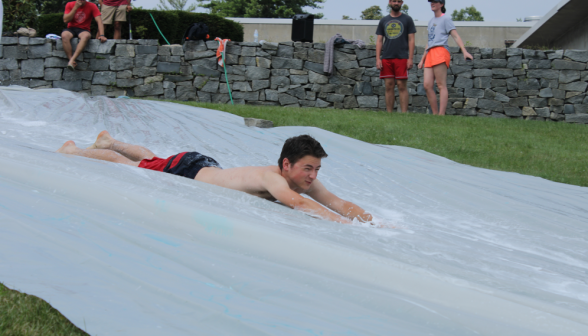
[0, 87, 587, 335]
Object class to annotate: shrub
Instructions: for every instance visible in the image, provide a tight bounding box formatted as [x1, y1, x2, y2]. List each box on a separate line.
[37, 12, 64, 37]
[174, 11, 244, 43]
[3, 0, 39, 34]
[37, 9, 244, 44]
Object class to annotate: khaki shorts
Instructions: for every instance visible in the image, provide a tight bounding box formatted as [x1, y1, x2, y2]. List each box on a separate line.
[101, 4, 127, 24]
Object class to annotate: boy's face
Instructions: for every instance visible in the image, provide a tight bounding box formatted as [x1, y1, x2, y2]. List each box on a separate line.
[283, 155, 322, 191]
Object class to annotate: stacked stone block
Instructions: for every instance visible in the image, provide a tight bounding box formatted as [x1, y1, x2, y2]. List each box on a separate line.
[1, 36, 588, 124]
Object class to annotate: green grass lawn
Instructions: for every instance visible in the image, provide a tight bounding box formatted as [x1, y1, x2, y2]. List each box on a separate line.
[0, 283, 88, 335]
[2, 103, 587, 333]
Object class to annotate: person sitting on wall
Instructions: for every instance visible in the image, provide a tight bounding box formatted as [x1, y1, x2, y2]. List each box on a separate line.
[95, 0, 132, 40]
[61, 0, 107, 70]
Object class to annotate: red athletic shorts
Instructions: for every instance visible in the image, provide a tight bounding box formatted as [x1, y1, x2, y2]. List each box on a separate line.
[138, 151, 221, 179]
[379, 59, 408, 80]
[425, 46, 451, 68]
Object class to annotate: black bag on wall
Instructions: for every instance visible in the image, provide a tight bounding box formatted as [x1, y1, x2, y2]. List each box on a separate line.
[183, 22, 210, 41]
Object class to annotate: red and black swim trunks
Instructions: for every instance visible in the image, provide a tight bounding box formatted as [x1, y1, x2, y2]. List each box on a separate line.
[138, 152, 221, 179]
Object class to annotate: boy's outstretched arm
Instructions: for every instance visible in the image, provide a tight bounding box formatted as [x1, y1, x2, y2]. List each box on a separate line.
[262, 172, 352, 224]
[306, 180, 373, 222]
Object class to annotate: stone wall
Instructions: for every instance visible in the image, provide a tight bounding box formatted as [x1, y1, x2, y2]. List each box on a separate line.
[1, 36, 588, 124]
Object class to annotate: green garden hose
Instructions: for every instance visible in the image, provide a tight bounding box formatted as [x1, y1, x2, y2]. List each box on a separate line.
[149, 13, 170, 45]
[148, 14, 231, 105]
[222, 51, 234, 105]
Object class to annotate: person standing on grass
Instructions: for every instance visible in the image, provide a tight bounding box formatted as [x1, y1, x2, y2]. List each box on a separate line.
[376, 0, 416, 113]
[62, 0, 107, 70]
[418, 0, 472, 116]
[96, 0, 132, 40]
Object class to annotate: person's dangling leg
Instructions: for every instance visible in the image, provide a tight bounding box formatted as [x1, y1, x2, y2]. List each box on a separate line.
[87, 130, 155, 162]
[57, 141, 139, 166]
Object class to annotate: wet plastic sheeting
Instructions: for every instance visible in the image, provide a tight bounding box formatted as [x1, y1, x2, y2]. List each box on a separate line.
[0, 86, 587, 335]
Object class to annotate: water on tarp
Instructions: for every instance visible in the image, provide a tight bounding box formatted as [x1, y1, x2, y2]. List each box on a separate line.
[0, 86, 587, 336]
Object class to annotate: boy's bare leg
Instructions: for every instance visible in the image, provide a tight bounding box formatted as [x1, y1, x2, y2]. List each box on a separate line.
[68, 31, 91, 69]
[57, 141, 139, 166]
[87, 130, 155, 162]
[384, 78, 396, 113]
[397, 79, 409, 113]
[61, 31, 77, 69]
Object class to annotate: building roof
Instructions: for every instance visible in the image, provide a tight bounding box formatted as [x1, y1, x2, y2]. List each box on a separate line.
[228, 18, 534, 28]
[513, 0, 588, 48]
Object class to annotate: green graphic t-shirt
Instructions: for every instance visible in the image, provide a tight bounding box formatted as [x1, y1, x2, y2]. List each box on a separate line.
[375, 14, 417, 60]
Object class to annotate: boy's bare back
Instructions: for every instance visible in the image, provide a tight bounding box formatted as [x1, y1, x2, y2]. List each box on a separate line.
[196, 165, 283, 200]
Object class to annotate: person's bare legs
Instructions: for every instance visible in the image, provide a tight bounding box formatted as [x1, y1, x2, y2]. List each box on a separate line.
[396, 79, 409, 113]
[384, 78, 396, 113]
[423, 67, 438, 115]
[68, 31, 92, 69]
[61, 30, 76, 68]
[113, 21, 122, 40]
[87, 130, 155, 162]
[57, 140, 139, 166]
[432, 64, 448, 116]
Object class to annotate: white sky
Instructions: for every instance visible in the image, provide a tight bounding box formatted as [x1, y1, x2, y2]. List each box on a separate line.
[135, 0, 557, 22]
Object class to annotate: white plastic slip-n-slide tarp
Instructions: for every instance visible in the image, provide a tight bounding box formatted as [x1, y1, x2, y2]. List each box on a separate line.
[0, 86, 587, 335]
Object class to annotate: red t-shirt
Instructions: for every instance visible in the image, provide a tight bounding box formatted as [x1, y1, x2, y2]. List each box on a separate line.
[65, 1, 101, 31]
[103, 0, 129, 7]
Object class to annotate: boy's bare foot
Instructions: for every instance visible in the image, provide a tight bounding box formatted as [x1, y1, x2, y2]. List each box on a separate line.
[87, 130, 114, 149]
[57, 140, 79, 154]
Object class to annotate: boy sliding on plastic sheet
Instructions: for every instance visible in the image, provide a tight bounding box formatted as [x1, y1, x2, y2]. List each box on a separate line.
[376, 0, 416, 113]
[57, 132, 375, 225]
[418, 0, 473, 115]
[62, 0, 108, 70]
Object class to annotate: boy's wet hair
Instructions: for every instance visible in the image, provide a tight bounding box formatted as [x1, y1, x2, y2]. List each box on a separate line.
[278, 135, 328, 170]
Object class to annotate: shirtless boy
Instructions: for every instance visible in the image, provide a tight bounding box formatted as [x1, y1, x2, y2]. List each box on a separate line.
[57, 132, 373, 224]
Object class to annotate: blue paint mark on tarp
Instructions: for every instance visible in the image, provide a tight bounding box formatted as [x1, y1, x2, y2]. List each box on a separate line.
[192, 210, 234, 237]
[155, 199, 168, 213]
[143, 234, 181, 247]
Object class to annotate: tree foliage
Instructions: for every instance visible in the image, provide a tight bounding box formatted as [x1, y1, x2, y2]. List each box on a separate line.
[3, 0, 39, 33]
[158, 0, 197, 12]
[197, 0, 325, 19]
[451, 6, 484, 21]
[33, 0, 68, 14]
[361, 5, 382, 20]
[342, 15, 354, 20]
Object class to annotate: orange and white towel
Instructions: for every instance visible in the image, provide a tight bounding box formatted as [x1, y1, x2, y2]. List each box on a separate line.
[215, 37, 231, 67]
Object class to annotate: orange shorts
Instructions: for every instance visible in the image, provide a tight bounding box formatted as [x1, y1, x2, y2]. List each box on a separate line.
[424, 46, 451, 68]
